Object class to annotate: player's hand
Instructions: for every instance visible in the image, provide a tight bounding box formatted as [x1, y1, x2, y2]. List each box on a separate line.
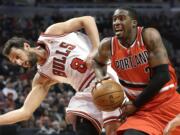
[120, 101, 137, 121]
[122, 104, 137, 116]
[85, 50, 97, 69]
[92, 76, 110, 91]
[96, 76, 110, 84]
[163, 116, 180, 135]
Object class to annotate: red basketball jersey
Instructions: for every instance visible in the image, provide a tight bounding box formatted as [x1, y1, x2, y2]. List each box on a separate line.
[111, 27, 177, 100]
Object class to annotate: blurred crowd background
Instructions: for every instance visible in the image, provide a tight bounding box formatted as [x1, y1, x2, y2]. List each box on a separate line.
[0, 0, 180, 135]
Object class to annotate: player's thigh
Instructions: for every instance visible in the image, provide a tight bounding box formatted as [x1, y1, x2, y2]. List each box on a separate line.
[76, 116, 99, 135]
[104, 121, 121, 135]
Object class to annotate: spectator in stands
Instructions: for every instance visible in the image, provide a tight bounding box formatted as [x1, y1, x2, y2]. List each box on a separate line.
[36, 116, 55, 135]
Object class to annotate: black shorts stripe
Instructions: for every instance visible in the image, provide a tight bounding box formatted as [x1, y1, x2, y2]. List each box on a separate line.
[119, 79, 147, 88]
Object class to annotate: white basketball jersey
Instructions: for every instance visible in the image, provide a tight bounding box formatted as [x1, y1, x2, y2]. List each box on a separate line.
[37, 32, 95, 91]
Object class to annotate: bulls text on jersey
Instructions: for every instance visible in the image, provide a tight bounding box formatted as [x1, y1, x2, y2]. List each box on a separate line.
[52, 42, 76, 77]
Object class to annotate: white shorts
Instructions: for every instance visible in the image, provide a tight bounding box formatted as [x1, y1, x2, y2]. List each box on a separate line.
[66, 65, 123, 132]
[66, 91, 122, 132]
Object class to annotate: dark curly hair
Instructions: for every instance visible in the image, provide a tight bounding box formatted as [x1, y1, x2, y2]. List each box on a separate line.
[2, 37, 30, 57]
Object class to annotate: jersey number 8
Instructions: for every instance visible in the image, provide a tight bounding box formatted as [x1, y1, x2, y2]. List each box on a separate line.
[71, 58, 87, 73]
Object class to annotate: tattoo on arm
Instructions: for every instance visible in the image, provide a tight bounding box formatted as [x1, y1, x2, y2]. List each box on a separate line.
[143, 28, 169, 67]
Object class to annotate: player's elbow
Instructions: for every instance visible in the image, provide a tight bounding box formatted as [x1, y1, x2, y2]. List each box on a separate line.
[20, 108, 33, 121]
[81, 16, 95, 25]
[23, 114, 32, 121]
[83, 16, 95, 21]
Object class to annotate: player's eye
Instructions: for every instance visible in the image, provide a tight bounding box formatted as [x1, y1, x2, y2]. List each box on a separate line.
[15, 55, 20, 59]
[112, 17, 116, 21]
[118, 16, 126, 21]
[113, 15, 126, 22]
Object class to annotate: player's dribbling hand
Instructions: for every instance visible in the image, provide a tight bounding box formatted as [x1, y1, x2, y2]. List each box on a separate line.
[92, 76, 110, 90]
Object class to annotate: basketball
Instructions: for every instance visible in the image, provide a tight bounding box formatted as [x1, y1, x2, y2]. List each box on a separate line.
[92, 79, 124, 112]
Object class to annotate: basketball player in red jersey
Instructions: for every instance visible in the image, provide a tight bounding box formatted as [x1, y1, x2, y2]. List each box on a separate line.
[0, 16, 121, 135]
[92, 7, 180, 135]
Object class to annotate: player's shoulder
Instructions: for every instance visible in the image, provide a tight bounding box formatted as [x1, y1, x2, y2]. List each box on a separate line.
[75, 31, 88, 38]
[143, 27, 161, 37]
[101, 37, 111, 42]
[98, 37, 112, 55]
[33, 72, 48, 83]
[100, 37, 112, 46]
[142, 27, 162, 42]
[32, 72, 57, 87]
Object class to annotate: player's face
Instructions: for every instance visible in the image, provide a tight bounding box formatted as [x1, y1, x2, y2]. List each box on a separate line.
[112, 9, 133, 39]
[8, 47, 37, 68]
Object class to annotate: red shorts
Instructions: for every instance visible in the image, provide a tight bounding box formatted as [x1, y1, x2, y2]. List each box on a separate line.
[117, 90, 180, 135]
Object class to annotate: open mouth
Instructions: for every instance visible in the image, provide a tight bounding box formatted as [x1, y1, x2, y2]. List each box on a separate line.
[115, 26, 123, 32]
[115, 29, 124, 36]
[115, 29, 123, 33]
[114, 24, 124, 32]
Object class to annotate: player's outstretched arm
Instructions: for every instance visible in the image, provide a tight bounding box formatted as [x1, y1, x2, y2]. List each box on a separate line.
[92, 37, 112, 81]
[0, 73, 56, 125]
[45, 16, 100, 68]
[164, 114, 180, 135]
[45, 16, 99, 51]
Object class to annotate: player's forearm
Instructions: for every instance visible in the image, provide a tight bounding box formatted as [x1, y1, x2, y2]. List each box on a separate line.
[92, 59, 107, 80]
[82, 16, 100, 50]
[0, 108, 31, 125]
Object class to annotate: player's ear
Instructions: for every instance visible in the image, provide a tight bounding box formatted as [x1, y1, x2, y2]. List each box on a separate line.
[132, 20, 137, 28]
[23, 43, 30, 50]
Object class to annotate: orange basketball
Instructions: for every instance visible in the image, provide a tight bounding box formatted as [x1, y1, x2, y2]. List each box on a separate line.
[92, 79, 124, 112]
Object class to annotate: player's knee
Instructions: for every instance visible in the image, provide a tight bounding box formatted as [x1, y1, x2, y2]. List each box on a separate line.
[123, 129, 148, 135]
[76, 116, 99, 135]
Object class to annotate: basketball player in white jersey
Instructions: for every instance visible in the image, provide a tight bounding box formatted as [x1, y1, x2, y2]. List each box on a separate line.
[1, 16, 121, 135]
